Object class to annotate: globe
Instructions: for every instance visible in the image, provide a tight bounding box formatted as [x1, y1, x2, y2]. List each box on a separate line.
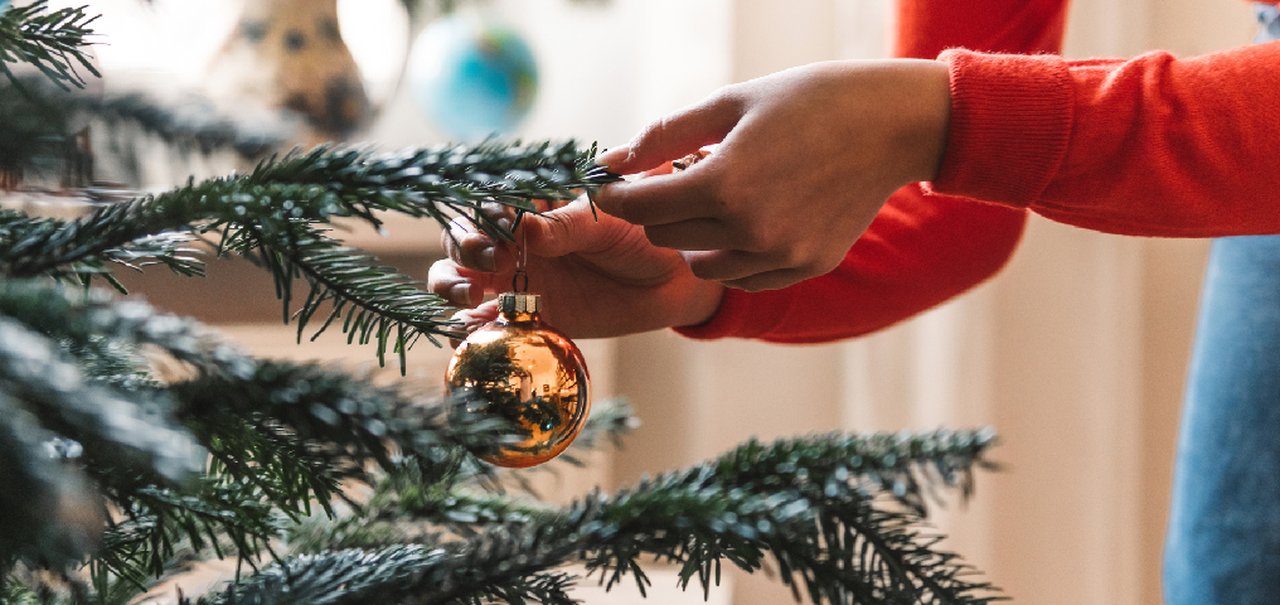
[408, 13, 539, 141]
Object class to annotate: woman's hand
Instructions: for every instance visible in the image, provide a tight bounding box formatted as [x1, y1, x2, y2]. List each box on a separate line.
[593, 59, 951, 291]
[427, 194, 724, 340]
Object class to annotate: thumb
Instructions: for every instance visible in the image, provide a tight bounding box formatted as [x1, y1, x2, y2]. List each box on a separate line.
[523, 198, 627, 258]
[596, 91, 742, 174]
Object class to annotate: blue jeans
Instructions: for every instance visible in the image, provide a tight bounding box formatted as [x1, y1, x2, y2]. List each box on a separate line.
[1165, 237, 1280, 603]
[1163, 9, 1280, 603]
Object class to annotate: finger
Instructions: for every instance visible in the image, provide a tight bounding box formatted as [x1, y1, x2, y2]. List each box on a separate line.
[428, 259, 496, 308]
[440, 216, 476, 260]
[594, 166, 717, 226]
[524, 196, 629, 257]
[643, 219, 733, 251]
[452, 231, 497, 272]
[448, 300, 501, 348]
[472, 204, 516, 239]
[595, 90, 742, 174]
[442, 213, 524, 275]
[722, 268, 815, 292]
[680, 249, 781, 282]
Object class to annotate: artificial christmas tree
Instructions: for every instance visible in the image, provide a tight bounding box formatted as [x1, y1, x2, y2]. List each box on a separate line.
[0, 3, 1002, 603]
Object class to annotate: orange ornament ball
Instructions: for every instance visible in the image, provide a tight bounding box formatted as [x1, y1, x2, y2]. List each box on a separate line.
[445, 293, 590, 468]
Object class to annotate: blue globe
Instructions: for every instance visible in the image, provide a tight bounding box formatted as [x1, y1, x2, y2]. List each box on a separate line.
[408, 14, 539, 141]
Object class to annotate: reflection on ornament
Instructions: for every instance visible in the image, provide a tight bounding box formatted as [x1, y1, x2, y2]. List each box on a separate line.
[408, 12, 538, 141]
[446, 292, 589, 468]
[203, 0, 375, 143]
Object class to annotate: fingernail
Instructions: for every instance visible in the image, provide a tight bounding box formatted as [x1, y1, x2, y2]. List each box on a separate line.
[477, 245, 495, 272]
[595, 144, 630, 169]
[449, 282, 472, 307]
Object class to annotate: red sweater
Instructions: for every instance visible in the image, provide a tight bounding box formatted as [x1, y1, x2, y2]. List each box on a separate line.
[679, 0, 1280, 343]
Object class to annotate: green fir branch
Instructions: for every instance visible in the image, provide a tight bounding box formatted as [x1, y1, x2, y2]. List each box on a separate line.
[0, 316, 204, 485]
[87, 91, 291, 159]
[0, 1, 99, 91]
[0, 77, 292, 176]
[0, 208, 205, 292]
[0, 141, 614, 278]
[0, 278, 529, 600]
[0, 279, 509, 509]
[0, 391, 100, 570]
[0, 279, 254, 379]
[169, 361, 513, 484]
[0, 142, 617, 363]
[0, 75, 69, 173]
[710, 429, 998, 516]
[284, 401, 638, 557]
[208, 431, 1000, 605]
[221, 222, 454, 369]
[95, 481, 283, 591]
[201, 545, 447, 605]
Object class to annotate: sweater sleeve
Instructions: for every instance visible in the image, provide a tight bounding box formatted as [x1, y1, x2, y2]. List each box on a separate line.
[932, 42, 1280, 236]
[676, 0, 1066, 342]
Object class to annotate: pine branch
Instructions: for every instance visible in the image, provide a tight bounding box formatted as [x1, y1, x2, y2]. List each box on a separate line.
[283, 401, 638, 557]
[96, 480, 283, 591]
[710, 430, 998, 516]
[543, 398, 637, 469]
[200, 545, 447, 605]
[0, 279, 536, 598]
[221, 222, 454, 369]
[0, 390, 100, 570]
[87, 91, 291, 159]
[0, 141, 617, 363]
[2, 141, 614, 277]
[169, 361, 513, 486]
[0, 209, 205, 292]
[208, 431, 1000, 605]
[0, 316, 204, 485]
[0, 76, 292, 177]
[0, 1, 99, 91]
[0, 279, 254, 380]
[0, 279, 509, 507]
[0, 75, 69, 173]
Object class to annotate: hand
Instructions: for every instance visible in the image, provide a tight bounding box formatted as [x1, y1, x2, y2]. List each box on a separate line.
[427, 194, 725, 340]
[593, 59, 951, 291]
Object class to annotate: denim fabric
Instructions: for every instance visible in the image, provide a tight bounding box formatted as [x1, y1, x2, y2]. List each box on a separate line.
[1256, 3, 1280, 43]
[1165, 236, 1280, 603]
[1163, 7, 1280, 603]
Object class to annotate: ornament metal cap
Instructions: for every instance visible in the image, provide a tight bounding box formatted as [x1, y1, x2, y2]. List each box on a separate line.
[498, 292, 541, 314]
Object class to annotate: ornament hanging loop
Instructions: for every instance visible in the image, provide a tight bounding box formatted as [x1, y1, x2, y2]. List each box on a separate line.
[512, 211, 529, 293]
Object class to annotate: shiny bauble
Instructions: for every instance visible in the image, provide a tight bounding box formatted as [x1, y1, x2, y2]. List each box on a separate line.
[445, 293, 589, 468]
[407, 12, 539, 141]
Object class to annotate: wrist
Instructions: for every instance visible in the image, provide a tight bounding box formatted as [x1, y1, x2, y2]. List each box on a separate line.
[897, 59, 952, 183]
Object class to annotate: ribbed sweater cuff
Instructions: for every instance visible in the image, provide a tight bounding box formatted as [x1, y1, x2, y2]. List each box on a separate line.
[672, 287, 791, 341]
[927, 49, 1073, 207]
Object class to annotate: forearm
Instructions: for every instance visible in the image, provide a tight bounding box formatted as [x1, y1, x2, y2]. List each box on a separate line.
[676, 189, 1025, 342]
[678, 0, 1067, 343]
[932, 41, 1280, 236]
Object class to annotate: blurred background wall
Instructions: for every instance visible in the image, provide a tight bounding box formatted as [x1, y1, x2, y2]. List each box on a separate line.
[80, 0, 1259, 603]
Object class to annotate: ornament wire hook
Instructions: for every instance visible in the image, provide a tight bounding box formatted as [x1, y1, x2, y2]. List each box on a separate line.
[512, 212, 529, 292]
